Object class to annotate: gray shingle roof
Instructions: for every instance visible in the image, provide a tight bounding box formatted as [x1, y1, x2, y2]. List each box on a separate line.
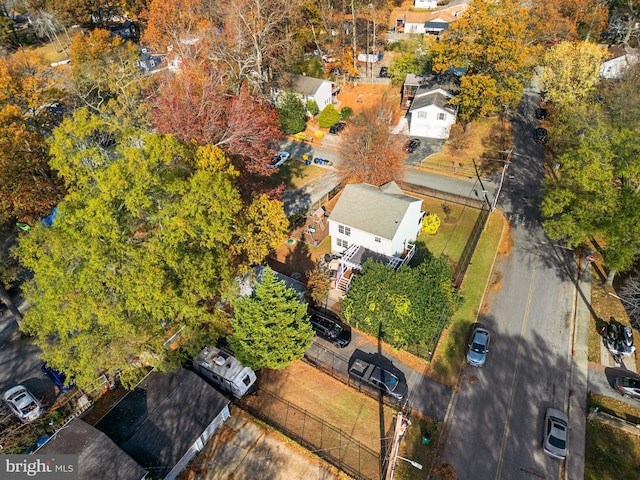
[96, 368, 230, 480]
[38, 418, 148, 480]
[329, 182, 421, 240]
[409, 90, 456, 113]
[287, 74, 326, 96]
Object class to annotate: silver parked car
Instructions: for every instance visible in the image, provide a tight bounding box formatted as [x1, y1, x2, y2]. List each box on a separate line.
[543, 408, 568, 460]
[3, 385, 43, 423]
[466, 325, 490, 367]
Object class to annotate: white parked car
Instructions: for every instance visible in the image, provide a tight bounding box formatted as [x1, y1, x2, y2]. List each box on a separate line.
[3, 385, 43, 423]
[543, 408, 568, 460]
[269, 152, 290, 169]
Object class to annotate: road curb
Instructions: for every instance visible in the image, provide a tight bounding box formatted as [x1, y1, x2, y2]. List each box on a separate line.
[565, 251, 590, 480]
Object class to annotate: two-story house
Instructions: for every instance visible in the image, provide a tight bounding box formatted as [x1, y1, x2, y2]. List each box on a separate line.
[328, 182, 424, 292]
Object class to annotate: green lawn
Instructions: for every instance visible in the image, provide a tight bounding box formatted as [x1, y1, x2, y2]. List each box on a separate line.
[430, 211, 505, 385]
[586, 393, 640, 480]
[415, 197, 481, 263]
[254, 161, 329, 190]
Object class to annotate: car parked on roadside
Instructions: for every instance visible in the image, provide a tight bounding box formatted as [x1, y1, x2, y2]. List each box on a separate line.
[535, 108, 548, 120]
[41, 363, 75, 393]
[269, 151, 290, 169]
[404, 138, 421, 153]
[309, 309, 351, 348]
[543, 408, 568, 460]
[3, 385, 43, 423]
[613, 375, 640, 399]
[466, 325, 490, 367]
[534, 127, 548, 144]
[329, 122, 346, 135]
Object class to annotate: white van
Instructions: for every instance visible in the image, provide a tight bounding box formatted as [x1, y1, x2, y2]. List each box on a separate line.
[192, 346, 257, 398]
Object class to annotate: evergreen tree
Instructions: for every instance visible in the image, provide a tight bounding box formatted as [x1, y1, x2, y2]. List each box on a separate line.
[229, 268, 313, 370]
[277, 91, 307, 134]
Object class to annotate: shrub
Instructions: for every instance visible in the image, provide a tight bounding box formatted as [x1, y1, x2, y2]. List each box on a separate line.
[306, 100, 319, 116]
[318, 104, 340, 128]
[340, 106, 354, 120]
[422, 213, 441, 235]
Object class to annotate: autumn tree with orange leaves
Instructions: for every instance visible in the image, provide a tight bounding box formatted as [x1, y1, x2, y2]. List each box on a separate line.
[338, 102, 405, 186]
[0, 50, 66, 224]
[151, 60, 282, 175]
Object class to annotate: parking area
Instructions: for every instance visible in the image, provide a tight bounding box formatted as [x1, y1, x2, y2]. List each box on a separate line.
[404, 137, 446, 166]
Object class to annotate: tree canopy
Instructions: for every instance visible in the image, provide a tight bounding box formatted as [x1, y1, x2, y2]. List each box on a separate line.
[542, 41, 605, 107]
[228, 268, 313, 370]
[152, 60, 282, 174]
[15, 111, 288, 387]
[0, 49, 66, 224]
[431, 0, 539, 118]
[541, 67, 640, 283]
[342, 256, 459, 349]
[337, 102, 405, 185]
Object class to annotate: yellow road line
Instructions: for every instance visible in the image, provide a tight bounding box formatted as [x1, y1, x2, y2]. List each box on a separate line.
[495, 253, 538, 479]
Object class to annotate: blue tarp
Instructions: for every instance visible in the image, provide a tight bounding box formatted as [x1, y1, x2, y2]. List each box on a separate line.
[41, 207, 58, 227]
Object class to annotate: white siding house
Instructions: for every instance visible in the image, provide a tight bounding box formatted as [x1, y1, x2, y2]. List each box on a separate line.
[276, 74, 336, 110]
[329, 182, 423, 257]
[600, 48, 640, 79]
[328, 182, 424, 292]
[408, 87, 457, 139]
[414, 0, 437, 8]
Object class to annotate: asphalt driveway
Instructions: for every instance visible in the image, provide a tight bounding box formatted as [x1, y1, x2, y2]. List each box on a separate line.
[404, 137, 446, 167]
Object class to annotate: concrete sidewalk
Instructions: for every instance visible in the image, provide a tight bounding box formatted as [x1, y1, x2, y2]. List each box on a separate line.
[566, 254, 591, 480]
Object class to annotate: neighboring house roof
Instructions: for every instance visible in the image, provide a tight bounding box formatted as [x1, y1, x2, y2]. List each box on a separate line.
[96, 368, 230, 480]
[409, 90, 456, 114]
[329, 182, 421, 240]
[599, 46, 640, 79]
[283, 74, 328, 97]
[404, 73, 460, 96]
[38, 418, 148, 480]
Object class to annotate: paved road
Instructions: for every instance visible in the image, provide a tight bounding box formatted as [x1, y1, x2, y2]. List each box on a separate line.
[437, 75, 584, 480]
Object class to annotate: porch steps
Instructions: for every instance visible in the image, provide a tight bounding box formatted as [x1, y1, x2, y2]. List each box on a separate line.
[337, 276, 351, 292]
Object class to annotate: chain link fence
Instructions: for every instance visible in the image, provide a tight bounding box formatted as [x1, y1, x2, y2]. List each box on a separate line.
[237, 388, 382, 480]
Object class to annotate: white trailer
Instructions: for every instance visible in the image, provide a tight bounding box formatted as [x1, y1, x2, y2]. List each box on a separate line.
[192, 346, 257, 398]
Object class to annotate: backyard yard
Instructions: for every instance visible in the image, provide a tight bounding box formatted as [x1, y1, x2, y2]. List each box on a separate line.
[243, 360, 438, 480]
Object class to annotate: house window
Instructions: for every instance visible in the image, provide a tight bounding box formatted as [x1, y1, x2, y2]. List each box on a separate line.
[437, 113, 446, 121]
[336, 238, 349, 249]
[374, 237, 381, 243]
[338, 225, 351, 236]
[417, 111, 427, 119]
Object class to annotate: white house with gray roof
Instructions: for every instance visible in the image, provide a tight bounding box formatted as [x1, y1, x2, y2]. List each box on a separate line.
[275, 74, 337, 111]
[329, 182, 423, 257]
[408, 87, 457, 139]
[328, 182, 424, 291]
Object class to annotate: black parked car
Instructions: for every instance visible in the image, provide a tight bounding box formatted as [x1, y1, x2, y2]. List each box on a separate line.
[404, 138, 421, 153]
[535, 108, 548, 120]
[534, 127, 548, 144]
[613, 375, 640, 399]
[379, 66, 389, 78]
[329, 122, 347, 135]
[309, 309, 351, 348]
